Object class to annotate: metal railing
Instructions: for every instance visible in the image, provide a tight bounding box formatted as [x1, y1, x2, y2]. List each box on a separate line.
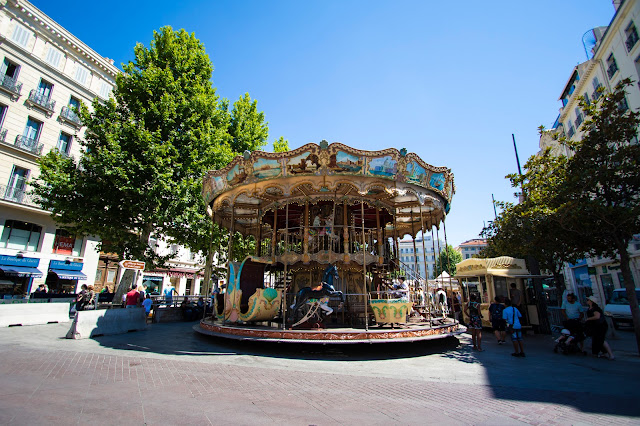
[60, 106, 81, 125]
[28, 89, 56, 112]
[0, 128, 6, 143]
[14, 135, 43, 155]
[0, 74, 22, 95]
[0, 183, 40, 207]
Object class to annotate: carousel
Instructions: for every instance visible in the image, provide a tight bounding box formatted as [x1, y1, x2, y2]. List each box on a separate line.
[195, 141, 462, 343]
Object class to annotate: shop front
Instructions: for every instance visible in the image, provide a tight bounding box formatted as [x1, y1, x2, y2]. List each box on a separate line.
[45, 260, 88, 294]
[0, 255, 43, 298]
[142, 275, 164, 295]
[456, 256, 547, 330]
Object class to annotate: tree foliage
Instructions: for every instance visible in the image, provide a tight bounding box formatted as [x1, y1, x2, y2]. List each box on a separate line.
[434, 244, 462, 278]
[33, 27, 271, 269]
[273, 136, 290, 153]
[485, 79, 640, 353]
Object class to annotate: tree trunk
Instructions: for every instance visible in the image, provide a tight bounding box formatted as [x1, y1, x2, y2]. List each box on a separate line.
[553, 269, 565, 306]
[618, 246, 640, 356]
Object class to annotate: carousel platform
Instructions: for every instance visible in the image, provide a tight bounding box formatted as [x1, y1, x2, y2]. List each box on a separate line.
[194, 318, 465, 344]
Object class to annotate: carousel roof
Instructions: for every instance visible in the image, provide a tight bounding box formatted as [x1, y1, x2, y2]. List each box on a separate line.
[202, 141, 455, 237]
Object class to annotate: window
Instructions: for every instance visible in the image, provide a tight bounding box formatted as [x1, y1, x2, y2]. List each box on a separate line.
[68, 97, 80, 111]
[36, 79, 53, 99]
[0, 104, 7, 128]
[0, 219, 41, 251]
[583, 92, 590, 106]
[567, 122, 576, 138]
[74, 64, 89, 85]
[52, 229, 82, 256]
[4, 166, 28, 203]
[607, 54, 619, 79]
[626, 22, 639, 51]
[618, 96, 629, 112]
[574, 107, 584, 127]
[592, 77, 603, 99]
[56, 132, 71, 154]
[1, 58, 19, 80]
[99, 81, 111, 98]
[10, 23, 31, 48]
[23, 117, 42, 141]
[44, 46, 62, 68]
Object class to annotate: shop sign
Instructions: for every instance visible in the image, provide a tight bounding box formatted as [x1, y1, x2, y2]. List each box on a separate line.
[53, 236, 75, 255]
[49, 260, 83, 271]
[120, 260, 145, 270]
[0, 255, 39, 267]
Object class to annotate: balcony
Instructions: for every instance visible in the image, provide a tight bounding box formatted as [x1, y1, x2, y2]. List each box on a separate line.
[0, 183, 39, 207]
[0, 74, 22, 99]
[14, 135, 43, 155]
[59, 106, 81, 128]
[26, 89, 56, 117]
[0, 128, 6, 143]
[607, 63, 619, 79]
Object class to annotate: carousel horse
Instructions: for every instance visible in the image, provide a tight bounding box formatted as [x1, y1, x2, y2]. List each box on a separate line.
[289, 265, 344, 327]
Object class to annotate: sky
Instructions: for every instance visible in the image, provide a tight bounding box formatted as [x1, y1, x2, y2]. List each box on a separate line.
[31, 0, 615, 247]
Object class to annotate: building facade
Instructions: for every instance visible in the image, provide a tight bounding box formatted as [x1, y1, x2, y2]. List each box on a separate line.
[538, 0, 640, 305]
[397, 234, 442, 279]
[0, 0, 118, 297]
[455, 238, 487, 260]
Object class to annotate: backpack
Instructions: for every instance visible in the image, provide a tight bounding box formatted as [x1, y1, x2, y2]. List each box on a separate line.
[490, 303, 504, 322]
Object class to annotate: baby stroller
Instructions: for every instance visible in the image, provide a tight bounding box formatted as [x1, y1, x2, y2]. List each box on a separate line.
[553, 320, 586, 355]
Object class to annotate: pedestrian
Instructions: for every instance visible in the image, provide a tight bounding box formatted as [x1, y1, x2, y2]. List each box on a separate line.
[585, 296, 615, 360]
[463, 294, 483, 351]
[75, 284, 88, 311]
[489, 296, 506, 344]
[125, 285, 141, 308]
[503, 298, 525, 357]
[452, 292, 462, 323]
[142, 293, 153, 316]
[163, 284, 178, 306]
[509, 283, 521, 311]
[561, 292, 586, 351]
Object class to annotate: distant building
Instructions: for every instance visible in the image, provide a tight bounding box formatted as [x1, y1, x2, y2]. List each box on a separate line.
[538, 0, 640, 305]
[397, 235, 442, 279]
[455, 239, 487, 260]
[0, 0, 118, 296]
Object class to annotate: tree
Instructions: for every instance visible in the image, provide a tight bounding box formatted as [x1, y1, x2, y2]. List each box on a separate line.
[434, 245, 462, 278]
[559, 79, 640, 354]
[224, 93, 269, 153]
[486, 80, 640, 354]
[273, 136, 290, 153]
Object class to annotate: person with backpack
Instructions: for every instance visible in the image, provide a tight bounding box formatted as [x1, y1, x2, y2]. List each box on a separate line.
[489, 296, 506, 344]
[503, 298, 525, 357]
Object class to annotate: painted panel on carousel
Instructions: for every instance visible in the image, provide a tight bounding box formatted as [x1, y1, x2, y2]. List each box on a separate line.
[227, 164, 247, 186]
[429, 172, 445, 191]
[330, 150, 363, 174]
[366, 155, 397, 178]
[253, 158, 282, 179]
[406, 161, 428, 186]
[286, 152, 320, 175]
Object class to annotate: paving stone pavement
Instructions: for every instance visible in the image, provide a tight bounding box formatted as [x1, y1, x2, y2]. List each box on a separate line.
[0, 321, 639, 425]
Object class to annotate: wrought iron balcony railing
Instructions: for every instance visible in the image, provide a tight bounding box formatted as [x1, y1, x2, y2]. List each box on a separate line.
[28, 89, 56, 115]
[14, 135, 44, 155]
[0, 74, 22, 96]
[0, 183, 39, 207]
[59, 106, 81, 126]
[0, 128, 6, 143]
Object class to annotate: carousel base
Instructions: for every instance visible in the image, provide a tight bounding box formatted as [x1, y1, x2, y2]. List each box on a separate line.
[194, 318, 465, 344]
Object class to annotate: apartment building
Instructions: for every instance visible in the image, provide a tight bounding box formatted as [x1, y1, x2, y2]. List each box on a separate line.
[397, 234, 442, 279]
[456, 238, 487, 260]
[538, 0, 640, 304]
[0, 0, 118, 297]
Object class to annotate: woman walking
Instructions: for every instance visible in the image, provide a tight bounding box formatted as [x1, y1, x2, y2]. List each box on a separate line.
[585, 296, 615, 360]
[464, 294, 483, 351]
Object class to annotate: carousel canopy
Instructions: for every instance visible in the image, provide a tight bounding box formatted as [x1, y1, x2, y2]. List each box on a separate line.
[202, 141, 455, 237]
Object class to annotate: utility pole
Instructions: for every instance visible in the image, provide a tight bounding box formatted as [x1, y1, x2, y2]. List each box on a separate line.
[491, 194, 498, 219]
[512, 134, 551, 334]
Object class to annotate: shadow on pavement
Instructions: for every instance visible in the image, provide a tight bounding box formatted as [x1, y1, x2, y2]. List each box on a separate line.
[94, 320, 462, 361]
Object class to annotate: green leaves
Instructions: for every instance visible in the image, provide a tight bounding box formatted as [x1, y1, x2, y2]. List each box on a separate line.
[33, 26, 274, 267]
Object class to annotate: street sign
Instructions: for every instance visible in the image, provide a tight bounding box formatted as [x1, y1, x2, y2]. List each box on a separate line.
[119, 260, 145, 270]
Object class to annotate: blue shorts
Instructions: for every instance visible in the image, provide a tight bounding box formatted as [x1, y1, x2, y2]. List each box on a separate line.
[510, 329, 523, 341]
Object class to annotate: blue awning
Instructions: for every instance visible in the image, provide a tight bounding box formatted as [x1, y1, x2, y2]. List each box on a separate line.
[49, 268, 88, 280]
[0, 266, 44, 277]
